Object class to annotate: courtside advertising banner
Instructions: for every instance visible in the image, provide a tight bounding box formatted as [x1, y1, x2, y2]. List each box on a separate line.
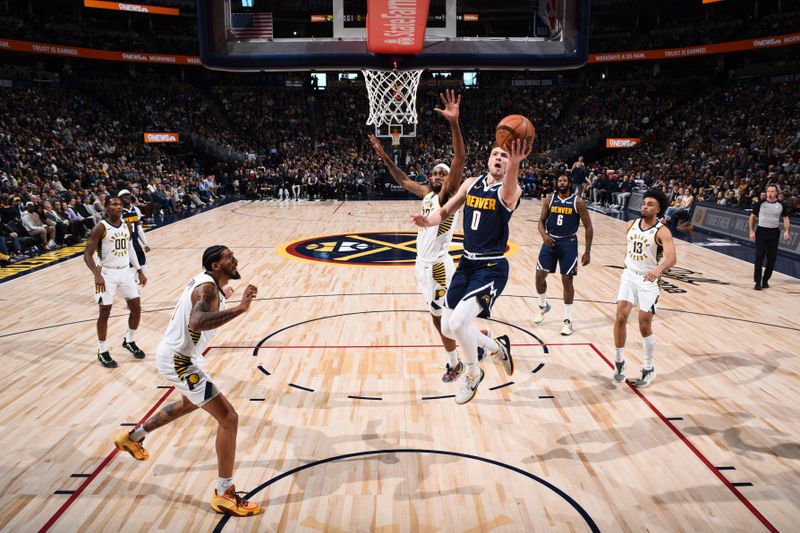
[84, 0, 179, 16]
[691, 203, 800, 257]
[143, 132, 180, 143]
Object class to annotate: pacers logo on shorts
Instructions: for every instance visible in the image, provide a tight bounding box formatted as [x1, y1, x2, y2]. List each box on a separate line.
[279, 231, 466, 266]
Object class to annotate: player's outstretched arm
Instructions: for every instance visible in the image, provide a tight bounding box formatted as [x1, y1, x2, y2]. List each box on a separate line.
[576, 197, 594, 265]
[84, 222, 106, 292]
[500, 139, 528, 208]
[412, 177, 473, 228]
[435, 90, 465, 203]
[538, 196, 555, 247]
[368, 134, 429, 198]
[645, 226, 677, 282]
[188, 283, 258, 332]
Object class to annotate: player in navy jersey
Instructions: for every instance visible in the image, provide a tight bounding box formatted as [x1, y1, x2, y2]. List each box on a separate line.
[412, 139, 530, 404]
[533, 174, 593, 335]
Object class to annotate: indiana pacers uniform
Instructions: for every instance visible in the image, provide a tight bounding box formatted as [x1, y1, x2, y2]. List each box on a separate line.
[446, 175, 518, 317]
[94, 219, 139, 305]
[537, 193, 580, 275]
[416, 191, 458, 316]
[122, 204, 149, 271]
[617, 219, 664, 312]
[156, 273, 225, 406]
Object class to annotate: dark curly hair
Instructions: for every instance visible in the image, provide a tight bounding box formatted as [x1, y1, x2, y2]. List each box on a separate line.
[643, 189, 668, 217]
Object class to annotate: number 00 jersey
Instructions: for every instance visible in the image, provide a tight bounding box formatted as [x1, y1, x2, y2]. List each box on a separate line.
[417, 191, 458, 262]
[97, 219, 131, 268]
[625, 219, 664, 273]
[158, 272, 227, 359]
[545, 193, 580, 239]
[462, 175, 517, 257]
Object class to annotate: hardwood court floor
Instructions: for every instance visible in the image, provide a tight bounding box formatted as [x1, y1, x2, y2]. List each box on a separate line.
[0, 199, 798, 532]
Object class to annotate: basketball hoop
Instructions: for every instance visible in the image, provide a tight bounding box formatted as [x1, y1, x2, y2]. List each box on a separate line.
[362, 69, 423, 136]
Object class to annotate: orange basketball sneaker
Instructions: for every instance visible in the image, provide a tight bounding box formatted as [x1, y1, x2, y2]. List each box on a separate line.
[210, 485, 262, 517]
[114, 430, 149, 461]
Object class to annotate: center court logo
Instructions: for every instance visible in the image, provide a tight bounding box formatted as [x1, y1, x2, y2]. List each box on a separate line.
[279, 231, 518, 266]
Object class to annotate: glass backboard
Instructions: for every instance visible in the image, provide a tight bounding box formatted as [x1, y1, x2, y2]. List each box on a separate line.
[198, 0, 590, 71]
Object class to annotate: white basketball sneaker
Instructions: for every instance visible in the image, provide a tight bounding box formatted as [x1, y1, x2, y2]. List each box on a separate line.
[455, 369, 485, 405]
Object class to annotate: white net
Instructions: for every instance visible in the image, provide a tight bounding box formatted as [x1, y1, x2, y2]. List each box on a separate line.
[362, 69, 423, 131]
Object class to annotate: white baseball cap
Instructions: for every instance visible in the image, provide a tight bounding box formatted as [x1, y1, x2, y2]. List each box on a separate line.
[117, 189, 131, 196]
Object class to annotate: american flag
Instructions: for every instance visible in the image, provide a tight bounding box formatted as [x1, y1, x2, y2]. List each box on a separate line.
[230, 12, 273, 39]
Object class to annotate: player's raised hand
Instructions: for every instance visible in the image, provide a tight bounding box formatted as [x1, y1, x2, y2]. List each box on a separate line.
[507, 138, 532, 165]
[368, 134, 389, 160]
[434, 89, 461, 124]
[238, 284, 258, 312]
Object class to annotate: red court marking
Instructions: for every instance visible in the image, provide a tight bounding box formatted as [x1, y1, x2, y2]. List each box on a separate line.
[37, 387, 176, 533]
[588, 343, 778, 533]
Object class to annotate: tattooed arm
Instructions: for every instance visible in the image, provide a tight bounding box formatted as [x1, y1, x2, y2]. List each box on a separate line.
[187, 282, 258, 332]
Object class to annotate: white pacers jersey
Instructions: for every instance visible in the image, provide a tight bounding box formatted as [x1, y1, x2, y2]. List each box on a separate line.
[158, 272, 226, 360]
[417, 191, 458, 262]
[625, 219, 664, 273]
[97, 219, 131, 268]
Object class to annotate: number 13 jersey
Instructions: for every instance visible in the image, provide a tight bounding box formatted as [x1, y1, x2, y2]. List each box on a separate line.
[625, 218, 663, 272]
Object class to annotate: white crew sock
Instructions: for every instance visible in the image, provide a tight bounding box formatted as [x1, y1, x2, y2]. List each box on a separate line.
[126, 329, 136, 343]
[217, 476, 234, 496]
[643, 335, 656, 370]
[98, 340, 108, 353]
[615, 347, 625, 363]
[446, 349, 459, 368]
[564, 304, 572, 321]
[537, 293, 547, 307]
[130, 425, 148, 442]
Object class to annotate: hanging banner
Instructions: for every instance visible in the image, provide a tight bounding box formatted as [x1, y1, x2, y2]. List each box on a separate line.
[144, 132, 180, 143]
[366, 0, 430, 55]
[590, 31, 800, 63]
[0, 38, 200, 65]
[84, 1, 179, 16]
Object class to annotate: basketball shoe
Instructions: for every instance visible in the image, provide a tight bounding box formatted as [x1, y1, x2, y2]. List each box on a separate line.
[560, 319, 573, 336]
[634, 367, 656, 388]
[211, 486, 261, 516]
[122, 340, 146, 359]
[114, 430, 149, 461]
[98, 351, 118, 368]
[493, 335, 514, 376]
[533, 303, 551, 324]
[613, 360, 626, 382]
[442, 361, 464, 383]
[455, 369, 485, 405]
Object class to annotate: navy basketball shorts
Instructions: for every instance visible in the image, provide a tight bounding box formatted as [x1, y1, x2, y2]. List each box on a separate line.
[536, 236, 578, 275]
[445, 257, 509, 318]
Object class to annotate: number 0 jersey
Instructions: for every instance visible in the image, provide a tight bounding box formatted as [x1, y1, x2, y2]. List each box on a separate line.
[97, 219, 131, 268]
[462, 175, 517, 258]
[417, 191, 458, 262]
[625, 219, 664, 272]
[159, 272, 227, 359]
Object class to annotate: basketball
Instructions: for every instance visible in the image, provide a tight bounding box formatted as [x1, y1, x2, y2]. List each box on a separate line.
[495, 114, 535, 151]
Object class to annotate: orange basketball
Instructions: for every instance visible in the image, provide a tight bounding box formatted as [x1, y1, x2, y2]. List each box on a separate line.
[495, 114, 535, 151]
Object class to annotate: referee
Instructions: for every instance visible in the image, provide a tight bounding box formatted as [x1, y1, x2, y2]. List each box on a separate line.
[748, 184, 790, 290]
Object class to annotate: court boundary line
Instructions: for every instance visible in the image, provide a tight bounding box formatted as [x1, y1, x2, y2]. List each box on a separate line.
[588, 343, 778, 533]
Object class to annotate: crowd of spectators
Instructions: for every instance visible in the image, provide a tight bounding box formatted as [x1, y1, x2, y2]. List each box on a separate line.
[2, 67, 798, 264]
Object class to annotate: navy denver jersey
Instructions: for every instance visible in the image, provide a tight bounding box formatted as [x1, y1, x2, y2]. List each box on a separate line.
[545, 193, 580, 239]
[122, 207, 141, 239]
[463, 175, 517, 256]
